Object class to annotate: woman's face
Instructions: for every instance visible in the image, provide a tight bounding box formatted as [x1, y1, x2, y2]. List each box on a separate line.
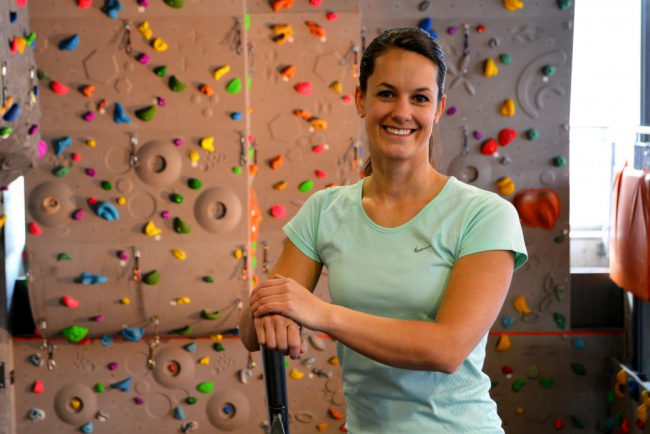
[355, 48, 446, 167]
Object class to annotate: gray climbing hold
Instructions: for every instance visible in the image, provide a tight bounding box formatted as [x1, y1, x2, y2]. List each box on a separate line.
[181, 421, 199, 433]
[174, 406, 186, 420]
[28, 408, 45, 421]
[95, 411, 109, 422]
[29, 353, 43, 367]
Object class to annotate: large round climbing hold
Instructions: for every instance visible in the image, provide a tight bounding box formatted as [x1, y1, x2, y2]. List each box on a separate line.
[173, 217, 192, 234]
[169, 76, 187, 92]
[135, 106, 156, 122]
[299, 180, 314, 193]
[226, 78, 242, 94]
[187, 178, 202, 190]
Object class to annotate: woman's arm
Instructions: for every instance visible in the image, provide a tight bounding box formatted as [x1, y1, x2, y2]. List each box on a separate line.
[250, 249, 514, 373]
[240, 238, 323, 357]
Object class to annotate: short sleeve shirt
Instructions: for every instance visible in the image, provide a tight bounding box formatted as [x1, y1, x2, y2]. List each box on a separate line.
[283, 176, 528, 433]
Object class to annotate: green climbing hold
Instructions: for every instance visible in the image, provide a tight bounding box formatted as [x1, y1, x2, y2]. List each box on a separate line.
[555, 286, 566, 301]
[101, 181, 112, 191]
[499, 53, 512, 65]
[154, 66, 167, 77]
[557, 0, 572, 10]
[95, 383, 105, 393]
[248, 147, 255, 161]
[201, 310, 221, 320]
[169, 76, 187, 92]
[173, 217, 192, 234]
[203, 276, 214, 283]
[540, 377, 554, 388]
[251, 256, 257, 270]
[490, 381, 498, 390]
[252, 241, 257, 250]
[570, 415, 585, 429]
[299, 180, 314, 193]
[37, 69, 51, 81]
[247, 76, 252, 89]
[553, 156, 567, 167]
[232, 166, 242, 175]
[135, 106, 156, 122]
[606, 390, 615, 405]
[213, 343, 225, 352]
[0, 127, 13, 138]
[143, 270, 160, 285]
[164, 0, 184, 8]
[62, 325, 89, 342]
[197, 381, 214, 394]
[171, 193, 184, 204]
[58, 253, 72, 261]
[525, 129, 539, 141]
[512, 379, 526, 392]
[188, 178, 202, 190]
[615, 412, 624, 427]
[542, 65, 557, 77]
[25, 31, 37, 45]
[53, 166, 70, 178]
[186, 396, 197, 405]
[226, 78, 242, 94]
[526, 366, 540, 379]
[284, 359, 290, 368]
[571, 363, 586, 375]
[554, 235, 565, 243]
[175, 325, 193, 336]
[553, 312, 566, 330]
[244, 13, 250, 31]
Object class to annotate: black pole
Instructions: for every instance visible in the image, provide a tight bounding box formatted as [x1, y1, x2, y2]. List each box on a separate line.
[261, 347, 290, 434]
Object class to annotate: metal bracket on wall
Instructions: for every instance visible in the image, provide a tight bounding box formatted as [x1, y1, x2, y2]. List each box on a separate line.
[0, 362, 5, 388]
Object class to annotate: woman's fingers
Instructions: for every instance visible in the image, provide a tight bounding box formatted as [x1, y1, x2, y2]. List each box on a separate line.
[274, 318, 289, 354]
[251, 295, 287, 317]
[287, 324, 302, 359]
[254, 318, 266, 346]
[264, 317, 277, 350]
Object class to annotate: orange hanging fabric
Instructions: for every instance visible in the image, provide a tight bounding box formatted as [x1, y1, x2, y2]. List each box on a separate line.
[609, 162, 650, 301]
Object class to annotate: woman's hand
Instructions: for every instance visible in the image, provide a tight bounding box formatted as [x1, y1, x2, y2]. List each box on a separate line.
[254, 314, 305, 360]
[249, 274, 331, 331]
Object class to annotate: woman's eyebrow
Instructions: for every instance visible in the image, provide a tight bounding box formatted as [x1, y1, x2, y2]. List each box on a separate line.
[376, 82, 433, 93]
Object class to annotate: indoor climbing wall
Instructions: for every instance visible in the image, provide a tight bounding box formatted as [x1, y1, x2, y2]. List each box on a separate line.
[606, 360, 650, 433]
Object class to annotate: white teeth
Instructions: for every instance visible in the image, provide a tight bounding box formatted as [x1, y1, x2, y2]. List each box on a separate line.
[385, 127, 413, 135]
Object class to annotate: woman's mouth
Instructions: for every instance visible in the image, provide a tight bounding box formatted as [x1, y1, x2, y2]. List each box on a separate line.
[382, 126, 417, 137]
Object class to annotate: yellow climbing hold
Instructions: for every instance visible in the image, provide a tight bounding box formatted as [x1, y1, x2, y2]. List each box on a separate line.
[209, 334, 223, 342]
[515, 406, 525, 415]
[121, 297, 130, 305]
[172, 248, 186, 260]
[70, 399, 82, 410]
[213, 65, 230, 81]
[234, 249, 243, 259]
[247, 107, 254, 114]
[638, 403, 648, 424]
[328, 356, 339, 366]
[500, 98, 516, 117]
[484, 59, 499, 77]
[87, 139, 96, 147]
[289, 368, 305, 380]
[273, 181, 288, 191]
[271, 24, 294, 45]
[188, 150, 200, 163]
[316, 423, 327, 432]
[495, 334, 511, 351]
[615, 369, 627, 398]
[152, 37, 168, 52]
[504, 0, 524, 11]
[0, 214, 6, 228]
[176, 297, 191, 305]
[200, 136, 215, 153]
[496, 177, 515, 196]
[329, 81, 343, 94]
[137, 21, 153, 40]
[513, 295, 532, 314]
[310, 119, 327, 130]
[144, 220, 162, 237]
[642, 390, 650, 406]
[117, 197, 126, 206]
[199, 357, 210, 365]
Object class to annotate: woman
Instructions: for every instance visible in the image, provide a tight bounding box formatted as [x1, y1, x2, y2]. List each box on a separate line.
[241, 27, 528, 433]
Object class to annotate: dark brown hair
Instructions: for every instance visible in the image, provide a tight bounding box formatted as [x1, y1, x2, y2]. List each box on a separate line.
[359, 27, 447, 176]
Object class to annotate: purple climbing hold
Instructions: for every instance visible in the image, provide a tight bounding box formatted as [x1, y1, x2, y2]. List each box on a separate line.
[447, 106, 457, 116]
[72, 209, 84, 221]
[473, 130, 483, 140]
[29, 124, 39, 135]
[108, 362, 118, 371]
[86, 168, 96, 177]
[134, 397, 145, 405]
[83, 112, 95, 122]
[173, 138, 183, 146]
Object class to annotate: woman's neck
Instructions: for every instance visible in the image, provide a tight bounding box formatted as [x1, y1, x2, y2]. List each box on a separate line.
[364, 161, 445, 204]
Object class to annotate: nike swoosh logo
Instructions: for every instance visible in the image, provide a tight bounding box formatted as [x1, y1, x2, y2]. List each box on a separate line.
[414, 245, 432, 253]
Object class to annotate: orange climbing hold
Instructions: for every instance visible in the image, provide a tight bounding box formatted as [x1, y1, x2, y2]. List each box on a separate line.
[272, 0, 295, 12]
[81, 85, 95, 98]
[329, 408, 344, 420]
[271, 155, 284, 169]
[199, 84, 215, 96]
[280, 65, 296, 81]
[294, 109, 312, 120]
[305, 21, 327, 40]
[512, 189, 561, 230]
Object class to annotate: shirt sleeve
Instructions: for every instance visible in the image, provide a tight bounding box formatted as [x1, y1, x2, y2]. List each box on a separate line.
[282, 189, 328, 263]
[458, 194, 528, 271]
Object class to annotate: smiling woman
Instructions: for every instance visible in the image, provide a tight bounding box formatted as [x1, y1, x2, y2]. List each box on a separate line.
[240, 27, 528, 434]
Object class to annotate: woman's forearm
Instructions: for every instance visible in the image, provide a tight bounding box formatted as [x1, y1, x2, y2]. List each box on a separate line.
[322, 304, 459, 374]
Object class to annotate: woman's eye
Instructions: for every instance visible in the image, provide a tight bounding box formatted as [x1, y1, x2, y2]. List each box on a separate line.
[414, 95, 429, 103]
[378, 91, 393, 98]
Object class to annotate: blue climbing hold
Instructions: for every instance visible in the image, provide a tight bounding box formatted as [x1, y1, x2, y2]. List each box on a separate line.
[110, 377, 133, 392]
[629, 379, 640, 402]
[572, 338, 585, 349]
[103, 0, 123, 19]
[34, 85, 39, 97]
[230, 111, 243, 121]
[501, 316, 515, 328]
[100, 336, 113, 347]
[2, 103, 21, 122]
[80, 422, 94, 433]
[80, 272, 108, 285]
[113, 102, 131, 124]
[418, 18, 432, 34]
[122, 328, 145, 342]
[223, 404, 234, 415]
[173, 406, 186, 420]
[96, 202, 120, 221]
[9, 11, 17, 24]
[53, 136, 72, 157]
[59, 34, 79, 51]
[183, 342, 197, 353]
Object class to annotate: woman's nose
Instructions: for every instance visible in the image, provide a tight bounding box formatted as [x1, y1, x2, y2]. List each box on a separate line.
[390, 97, 412, 123]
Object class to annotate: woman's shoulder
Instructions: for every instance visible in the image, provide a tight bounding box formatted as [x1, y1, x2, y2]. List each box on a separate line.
[440, 177, 516, 216]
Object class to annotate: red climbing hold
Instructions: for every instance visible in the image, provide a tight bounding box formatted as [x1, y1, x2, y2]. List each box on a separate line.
[88, 197, 98, 206]
[71, 152, 81, 162]
[315, 170, 327, 179]
[636, 419, 646, 430]
[62, 296, 80, 308]
[339, 423, 348, 432]
[326, 12, 339, 21]
[622, 420, 631, 433]
[17, 0, 28, 8]
[32, 380, 44, 394]
[554, 418, 564, 430]
[28, 222, 43, 236]
[78, 0, 92, 9]
[50, 81, 69, 95]
[501, 365, 513, 375]
[498, 128, 517, 146]
[480, 138, 498, 155]
[477, 25, 487, 33]
[295, 82, 313, 96]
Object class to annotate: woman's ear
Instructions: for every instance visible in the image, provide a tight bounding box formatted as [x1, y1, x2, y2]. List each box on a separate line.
[355, 85, 365, 118]
[434, 94, 447, 124]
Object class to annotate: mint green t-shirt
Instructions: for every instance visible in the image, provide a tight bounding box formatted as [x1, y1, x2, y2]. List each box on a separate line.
[283, 176, 528, 434]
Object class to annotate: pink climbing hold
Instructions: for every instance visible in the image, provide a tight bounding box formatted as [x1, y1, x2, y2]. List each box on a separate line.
[326, 12, 339, 21]
[93, 314, 105, 322]
[447, 26, 459, 35]
[17, 0, 28, 8]
[28, 222, 43, 236]
[315, 170, 327, 179]
[342, 95, 352, 103]
[108, 362, 119, 371]
[62, 296, 80, 308]
[270, 204, 287, 219]
[157, 97, 166, 107]
[83, 112, 95, 122]
[309, 0, 322, 6]
[117, 250, 129, 260]
[161, 210, 170, 219]
[173, 138, 183, 147]
[37, 140, 47, 158]
[137, 53, 150, 65]
[78, 0, 92, 9]
[85, 168, 96, 177]
[50, 81, 69, 95]
[72, 209, 84, 220]
[312, 145, 327, 154]
[29, 124, 39, 135]
[295, 82, 313, 96]
[32, 380, 44, 394]
[138, 0, 148, 7]
[134, 397, 145, 405]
